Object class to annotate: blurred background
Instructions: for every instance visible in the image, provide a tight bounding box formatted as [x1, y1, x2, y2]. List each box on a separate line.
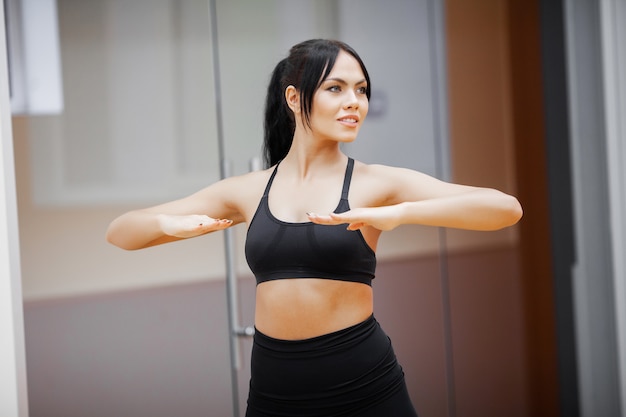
[1, 0, 625, 416]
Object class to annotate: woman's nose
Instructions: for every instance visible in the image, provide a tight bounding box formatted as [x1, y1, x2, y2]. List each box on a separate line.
[344, 91, 359, 109]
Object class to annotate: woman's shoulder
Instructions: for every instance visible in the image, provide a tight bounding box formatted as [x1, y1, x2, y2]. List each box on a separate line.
[352, 159, 414, 179]
[211, 166, 276, 221]
[350, 160, 437, 204]
[349, 160, 405, 204]
[220, 165, 275, 187]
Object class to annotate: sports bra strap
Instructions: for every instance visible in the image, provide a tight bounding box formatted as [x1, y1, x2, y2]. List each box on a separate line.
[341, 158, 355, 200]
[262, 163, 280, 198]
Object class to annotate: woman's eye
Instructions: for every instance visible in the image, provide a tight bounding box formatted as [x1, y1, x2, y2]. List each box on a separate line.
[357, 86, 368, 94]
[328, 85, 341, 92]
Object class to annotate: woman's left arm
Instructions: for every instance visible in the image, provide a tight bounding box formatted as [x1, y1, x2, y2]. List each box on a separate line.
[308, 164, 523, 232]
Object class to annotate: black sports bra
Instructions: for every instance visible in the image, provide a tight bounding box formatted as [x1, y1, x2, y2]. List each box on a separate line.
[245, 158, 376, 286]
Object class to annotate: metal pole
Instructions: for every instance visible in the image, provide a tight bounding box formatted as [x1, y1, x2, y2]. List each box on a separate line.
[207, 2, 254, 416]
[206, 1, 239, 415]
[427, 1, 456, 416]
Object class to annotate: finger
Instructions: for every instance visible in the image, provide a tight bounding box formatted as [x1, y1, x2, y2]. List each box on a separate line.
[216, 219, 234, 228]
[347, 222, 366, 231]
[308, 212, 347, 225]
[197, 218, 232, 230]
[207, 218, 233, 228]
[330, 212, 359, 225]
[307, 212, 331, 223]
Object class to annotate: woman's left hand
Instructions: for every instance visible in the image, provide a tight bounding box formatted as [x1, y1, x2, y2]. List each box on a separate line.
[307, 206, 402, 231]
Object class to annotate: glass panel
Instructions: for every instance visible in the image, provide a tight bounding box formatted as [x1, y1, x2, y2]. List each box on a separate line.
[215, 1, 450, 414]
[26, 0, 221, 206]
[14, 1, 232, 416]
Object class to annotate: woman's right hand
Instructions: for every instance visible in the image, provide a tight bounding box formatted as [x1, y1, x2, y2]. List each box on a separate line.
[156, 214, 233, 238]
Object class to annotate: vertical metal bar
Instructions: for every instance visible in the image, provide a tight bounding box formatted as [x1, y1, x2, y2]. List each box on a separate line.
[222, 167, 243, 417]
[207, 2, 225, 175]
[207, 1, 241, 416]
[426, 1, 456, 416]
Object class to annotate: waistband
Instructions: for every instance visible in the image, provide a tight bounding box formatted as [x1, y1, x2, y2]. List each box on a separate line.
[253, 314, 377, 355]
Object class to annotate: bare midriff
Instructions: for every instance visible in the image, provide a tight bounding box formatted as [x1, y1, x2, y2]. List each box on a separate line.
[254, 278, 374, 340]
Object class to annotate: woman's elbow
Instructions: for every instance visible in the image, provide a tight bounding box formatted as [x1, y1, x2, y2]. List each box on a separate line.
[496, 194, 523, 229]
[106, 227, 130, 250]
[105, 221, 141, 251]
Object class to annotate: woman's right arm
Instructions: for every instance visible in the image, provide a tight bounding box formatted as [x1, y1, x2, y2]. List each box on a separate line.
[106, 176, 245, 250]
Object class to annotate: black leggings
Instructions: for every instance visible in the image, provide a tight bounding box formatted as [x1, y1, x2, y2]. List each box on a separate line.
[245, 315, 418, 417]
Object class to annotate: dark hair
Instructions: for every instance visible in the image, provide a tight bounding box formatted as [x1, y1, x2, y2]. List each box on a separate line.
[262, 39, 371, 167]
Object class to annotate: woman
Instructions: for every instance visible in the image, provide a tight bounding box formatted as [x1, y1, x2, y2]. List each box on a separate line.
[107, 39, 522, 416]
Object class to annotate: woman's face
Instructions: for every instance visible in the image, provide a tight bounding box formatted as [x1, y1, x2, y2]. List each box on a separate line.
[308, 51, 369, 143]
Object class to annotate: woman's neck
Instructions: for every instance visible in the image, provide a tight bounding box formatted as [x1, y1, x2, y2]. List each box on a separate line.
[281, 137, 347, 181]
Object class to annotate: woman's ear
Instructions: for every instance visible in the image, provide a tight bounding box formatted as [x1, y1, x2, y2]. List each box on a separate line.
[285, 85, 300, 114]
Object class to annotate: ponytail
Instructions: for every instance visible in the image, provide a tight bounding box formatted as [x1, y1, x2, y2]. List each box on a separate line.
[263, 59, 294, 167]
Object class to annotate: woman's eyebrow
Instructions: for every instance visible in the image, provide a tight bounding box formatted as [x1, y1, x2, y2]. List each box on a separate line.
[323, 77, 368, 85]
